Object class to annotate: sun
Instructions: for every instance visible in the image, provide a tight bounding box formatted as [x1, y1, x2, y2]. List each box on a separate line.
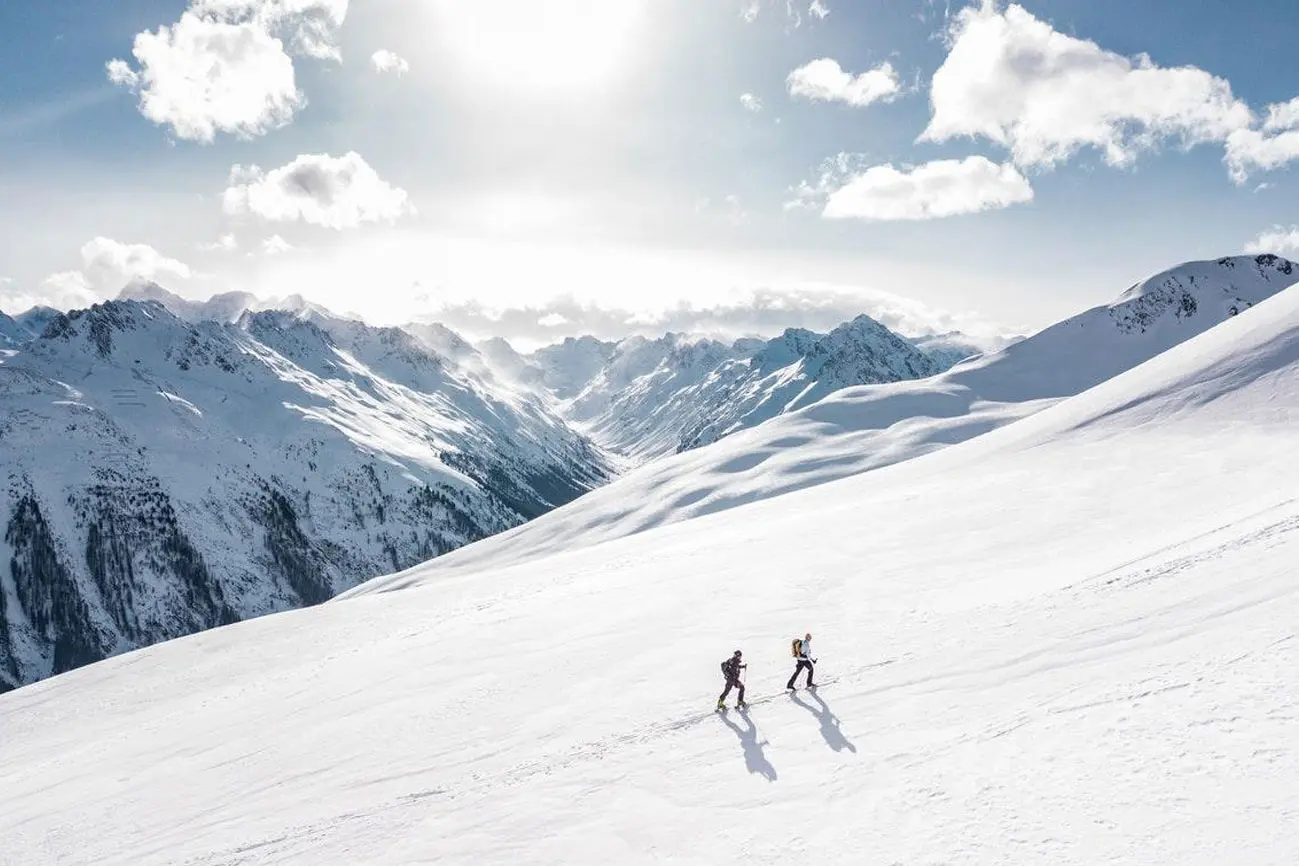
[435, 0, 645, 92]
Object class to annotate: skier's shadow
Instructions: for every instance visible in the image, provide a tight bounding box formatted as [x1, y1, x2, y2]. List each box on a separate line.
[790, 689, 857, 754]
[718, 709, 778, 781]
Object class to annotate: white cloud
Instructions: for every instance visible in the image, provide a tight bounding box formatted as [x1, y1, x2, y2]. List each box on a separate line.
[1225, 96, 1299, 182]
[741, 0, 812, 27]
[200, 233, 239, 252]
[1264, 97, 1299, 132]
[371, 49, 409, 76]
[797, 155, 1033, 221]
[223, 152, 413, 229]
[36, 238, 193, 309]
[193, 0, 348, 59]
[787, 58, 900, 108]
[740, 93, 763, 112]
[809, 1, 829, 19]
[1244, 226, 1299, 256]
[922, 2, 1251, 169]
[425, 285, 1003, 348]
[262, 234, 294, 254]
[723, 194, 749, 225]
[107, 0, 347, 142]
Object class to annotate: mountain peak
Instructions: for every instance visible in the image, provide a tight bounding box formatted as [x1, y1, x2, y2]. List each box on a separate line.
[1109, 254, 1298, 337]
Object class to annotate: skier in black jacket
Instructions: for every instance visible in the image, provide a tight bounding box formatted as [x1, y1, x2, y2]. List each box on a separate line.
[718, 650, 747, 709]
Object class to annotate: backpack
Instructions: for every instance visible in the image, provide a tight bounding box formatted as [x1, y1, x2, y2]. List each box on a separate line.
[791, 638, 802, 658]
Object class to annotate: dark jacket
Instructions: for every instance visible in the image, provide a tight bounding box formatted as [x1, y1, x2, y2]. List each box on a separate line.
[721, 656, 743, 681]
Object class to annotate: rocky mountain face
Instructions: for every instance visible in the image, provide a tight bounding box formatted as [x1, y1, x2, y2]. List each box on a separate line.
[0, 300, 612, 692]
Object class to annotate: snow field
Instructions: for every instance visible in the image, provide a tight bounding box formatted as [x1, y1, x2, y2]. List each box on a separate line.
[1, 286, 1297, 862]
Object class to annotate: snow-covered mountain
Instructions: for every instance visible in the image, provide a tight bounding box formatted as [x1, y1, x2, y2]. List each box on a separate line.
[495, 316, 949, 461]
[110, 286, 978, 462]
[0, 310, 34, 347]
[13, 305, 62, 339]
[118, 280, 261, 324]
[528, 335, 618, 399]
[373, 255, 1299, 575]
[0, 299, 611, 692]
[906, 330, 1022, 370]
[4, 265, 1297, 864]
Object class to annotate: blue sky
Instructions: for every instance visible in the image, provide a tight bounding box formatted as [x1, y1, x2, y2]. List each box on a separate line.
[1, 0, 1297, 344]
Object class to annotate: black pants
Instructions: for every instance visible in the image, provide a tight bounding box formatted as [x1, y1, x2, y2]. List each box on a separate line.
[719, 676, 745, 703]
[787, 659, 815, 689]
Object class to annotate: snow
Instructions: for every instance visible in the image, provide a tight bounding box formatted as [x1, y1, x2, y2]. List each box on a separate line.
[2, 277, 1297, 862]
[0, 299, 610, 689]
[358, 255, 1297, 577]
[0, 311, 33, 347]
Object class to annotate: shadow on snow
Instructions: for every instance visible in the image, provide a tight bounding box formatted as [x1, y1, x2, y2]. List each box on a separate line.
[717, 708, 777, 781]
[789, 688, 857, 754]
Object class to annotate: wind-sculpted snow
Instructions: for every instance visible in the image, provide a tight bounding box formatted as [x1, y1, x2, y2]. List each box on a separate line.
[349, 255, 1299, 581]
[0, 299, 611, 690]
[3, 276, 1298, 864]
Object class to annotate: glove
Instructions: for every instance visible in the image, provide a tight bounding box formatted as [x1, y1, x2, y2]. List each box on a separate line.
[812, 658, 818, 664]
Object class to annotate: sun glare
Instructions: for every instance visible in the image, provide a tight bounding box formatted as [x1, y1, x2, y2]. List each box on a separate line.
[435, 0, 644, 92]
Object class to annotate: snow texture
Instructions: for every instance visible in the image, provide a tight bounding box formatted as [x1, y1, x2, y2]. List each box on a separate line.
[1, 260, 1297, 864]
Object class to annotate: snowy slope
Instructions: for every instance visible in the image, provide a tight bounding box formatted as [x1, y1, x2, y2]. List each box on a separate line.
[0, 300, 611, 692]
[3, 275, 1297, 865]
[401, 255, 1298, 573]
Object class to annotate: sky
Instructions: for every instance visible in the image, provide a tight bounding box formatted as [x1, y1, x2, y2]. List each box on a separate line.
[1, 0, 1297, 346]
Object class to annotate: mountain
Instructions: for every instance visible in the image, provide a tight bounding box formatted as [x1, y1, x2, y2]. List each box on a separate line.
[111, 286, 979, 462]
[5, 267, 1297, 864]
[907, 330, 1022, 370]
[119, 280, 260, 323]
[13, 305, 62, 338]
[508, 316, 946, 461]
[369, 255, 1299, 576]
[0, 299, 611, 692]
[529, 335, 618, 399]
[0, 310, 33, 347]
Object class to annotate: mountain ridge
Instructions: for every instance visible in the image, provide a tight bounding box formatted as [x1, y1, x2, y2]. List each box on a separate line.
[0, 298, 611, 691]
[354, 254, 1298, 581]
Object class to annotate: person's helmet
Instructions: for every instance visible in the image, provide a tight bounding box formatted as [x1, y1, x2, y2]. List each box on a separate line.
[733, 649, 742, 657]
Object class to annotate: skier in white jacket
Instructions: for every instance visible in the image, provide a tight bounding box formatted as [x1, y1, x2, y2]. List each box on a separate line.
[787, 632, 817, 690]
